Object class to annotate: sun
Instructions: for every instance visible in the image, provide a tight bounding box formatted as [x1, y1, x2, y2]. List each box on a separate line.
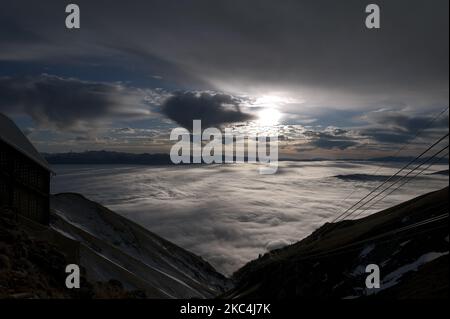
[257, 108, 282, 126]
[248, 93, 293, 127]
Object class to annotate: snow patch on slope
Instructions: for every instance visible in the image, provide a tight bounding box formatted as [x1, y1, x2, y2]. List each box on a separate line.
[50, 193, 231, 299]
[367, 251, 449, 295]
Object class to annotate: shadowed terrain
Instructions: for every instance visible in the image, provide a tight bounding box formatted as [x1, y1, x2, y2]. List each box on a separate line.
[223, 187, 449, 299]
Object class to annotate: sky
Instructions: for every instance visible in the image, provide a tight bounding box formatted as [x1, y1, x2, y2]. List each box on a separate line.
[0, 0, 448, 159]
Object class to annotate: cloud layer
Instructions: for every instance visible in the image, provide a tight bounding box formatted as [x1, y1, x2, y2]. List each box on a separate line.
[51, 162, 450, 275]
[1, 0, 448, 110]
[0, 74, 153, 131]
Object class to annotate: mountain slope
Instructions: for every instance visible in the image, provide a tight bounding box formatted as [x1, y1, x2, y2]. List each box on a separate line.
[51, 193, 231, 299]
[0, 207, 144, 298]
[223, 187, 449, 299]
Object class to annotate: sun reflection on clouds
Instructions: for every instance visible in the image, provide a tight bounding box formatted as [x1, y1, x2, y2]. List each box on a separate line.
[254, 94, 291, 107]
[251, 93, 303, 108]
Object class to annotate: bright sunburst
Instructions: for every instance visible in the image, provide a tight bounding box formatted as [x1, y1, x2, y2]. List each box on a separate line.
[257, 107, 282, 126]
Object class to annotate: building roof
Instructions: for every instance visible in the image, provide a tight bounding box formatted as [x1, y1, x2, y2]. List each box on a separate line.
[0, 113, 52, 172]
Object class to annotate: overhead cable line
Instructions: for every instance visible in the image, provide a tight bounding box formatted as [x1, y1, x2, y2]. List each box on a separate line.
[330, 132, 449, 224]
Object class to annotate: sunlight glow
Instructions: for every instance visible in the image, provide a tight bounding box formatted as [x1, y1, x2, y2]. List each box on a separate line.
[254, 94, 293, 107]
[257, 108, 282, 126]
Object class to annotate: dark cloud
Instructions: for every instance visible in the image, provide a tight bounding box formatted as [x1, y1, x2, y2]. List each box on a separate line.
[360, 110, 449, 143]
[365, 111, 449, 132]
[75, 136, 90, 141]
[1, 0, 447, 110]
[0, 74, 150, 131]
[162, 91, 254, 129]
[360, 129, 412, 144]
[0, 19, 43, 45]
[305, 130, 360, 150]
[310, 138, 359, 150]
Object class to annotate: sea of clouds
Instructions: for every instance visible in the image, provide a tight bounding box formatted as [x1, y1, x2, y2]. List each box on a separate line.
[51, 161, 448, 275]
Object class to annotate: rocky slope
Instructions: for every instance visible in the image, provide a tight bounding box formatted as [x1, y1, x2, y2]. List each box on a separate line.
[2, 187, 448, 299]
[50, 193, 231, 298]
[0, 207, 144, 298]
[223, 187, 449, 299]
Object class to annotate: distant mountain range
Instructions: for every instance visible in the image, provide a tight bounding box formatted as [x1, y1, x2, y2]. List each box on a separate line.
[366, 156, 449, 164]
[43, 151, 449, 165]
[43, 151, 172, 165]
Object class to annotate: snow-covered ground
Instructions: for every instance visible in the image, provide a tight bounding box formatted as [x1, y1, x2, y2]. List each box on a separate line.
[51, 161, 449, 275]
[51, 193, 231, 298]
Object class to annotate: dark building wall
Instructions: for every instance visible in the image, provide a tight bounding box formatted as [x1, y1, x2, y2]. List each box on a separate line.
[0, 139, 50, 224]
